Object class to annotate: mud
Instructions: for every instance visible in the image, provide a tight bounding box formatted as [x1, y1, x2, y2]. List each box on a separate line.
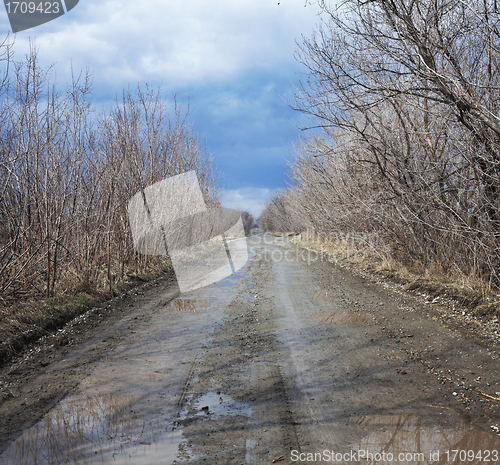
[1, 233, 500, 464]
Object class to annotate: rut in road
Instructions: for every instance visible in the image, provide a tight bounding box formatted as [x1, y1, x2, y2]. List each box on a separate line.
[1, 233, 500, 464]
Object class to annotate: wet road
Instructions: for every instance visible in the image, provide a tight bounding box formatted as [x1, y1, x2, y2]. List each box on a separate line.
[1, 233, 500, 464]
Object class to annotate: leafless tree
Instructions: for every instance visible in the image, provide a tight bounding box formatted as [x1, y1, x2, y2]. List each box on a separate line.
[258, 0, 500, 288]
[0, 46, 219, 299]
[240, 211, 255, 236]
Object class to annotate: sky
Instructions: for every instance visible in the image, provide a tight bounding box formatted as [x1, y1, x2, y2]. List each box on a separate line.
[0, 0, 323, 218]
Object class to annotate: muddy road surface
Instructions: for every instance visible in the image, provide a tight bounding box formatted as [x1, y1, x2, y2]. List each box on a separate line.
[1, 233, 500, 464]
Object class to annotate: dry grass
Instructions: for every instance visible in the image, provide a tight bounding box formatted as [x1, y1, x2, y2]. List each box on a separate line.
[0, 265, 174, 367]
[0, 292, 96, 367]
[297, 232, 500, 322]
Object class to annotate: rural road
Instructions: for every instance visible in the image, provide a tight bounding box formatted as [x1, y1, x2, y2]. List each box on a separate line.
[1, 233, 500, 464]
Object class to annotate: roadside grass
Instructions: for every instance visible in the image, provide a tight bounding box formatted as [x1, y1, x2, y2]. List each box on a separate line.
[0, 265, 174, 368]
[290, 232, 500, 324]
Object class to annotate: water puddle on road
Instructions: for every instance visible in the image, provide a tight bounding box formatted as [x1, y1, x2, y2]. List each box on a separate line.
[0, 391, 253, 464]
[0, 393, 187, 464]
[209, 271, 239, 288]
[353, 414, 500, 464]
[194, 392, 251, 419]
[211, 269, 256, 288]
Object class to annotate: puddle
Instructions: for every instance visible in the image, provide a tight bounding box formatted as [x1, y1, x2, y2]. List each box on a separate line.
[0, 393, 188, 464]
[314, 310, 372, 324]
[214, 271, 247, 287]
[354, 414, 500, 464]
[215, 270, 256, 288]
[194, 392, 251, 419]
[167, 299, 209, 313]
[0, 275, 238, 465]
[245, 438, 258, 464]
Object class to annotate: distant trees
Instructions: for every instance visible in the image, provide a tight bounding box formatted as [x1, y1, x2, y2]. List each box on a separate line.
[258, 191, 302, 234]
[260, 0, 500, 288]
[240, 211, 255, 236]
[0, 45, 218, 299]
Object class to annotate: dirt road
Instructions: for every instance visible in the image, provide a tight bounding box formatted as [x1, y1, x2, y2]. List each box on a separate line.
[1, 233, 500, 464]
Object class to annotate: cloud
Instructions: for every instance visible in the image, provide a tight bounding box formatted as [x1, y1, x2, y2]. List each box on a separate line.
[0, 0, 322, 206]
[221, 187, 275, 218]
[2, 0, 322, 89]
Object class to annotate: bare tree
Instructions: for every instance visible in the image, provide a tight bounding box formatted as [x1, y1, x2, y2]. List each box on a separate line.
[258, 0, 500, 288]
[0, 47, 219, 299]
[240, 211, 255, 236]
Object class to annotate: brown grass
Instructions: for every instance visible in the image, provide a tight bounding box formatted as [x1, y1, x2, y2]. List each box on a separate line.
[0, 267, 174, 368]
[297, 233, 500, 322]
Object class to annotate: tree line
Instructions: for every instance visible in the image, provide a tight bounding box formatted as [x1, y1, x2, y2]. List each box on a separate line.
[259, 0, 500, 289]
[0, 44, 255, 301]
